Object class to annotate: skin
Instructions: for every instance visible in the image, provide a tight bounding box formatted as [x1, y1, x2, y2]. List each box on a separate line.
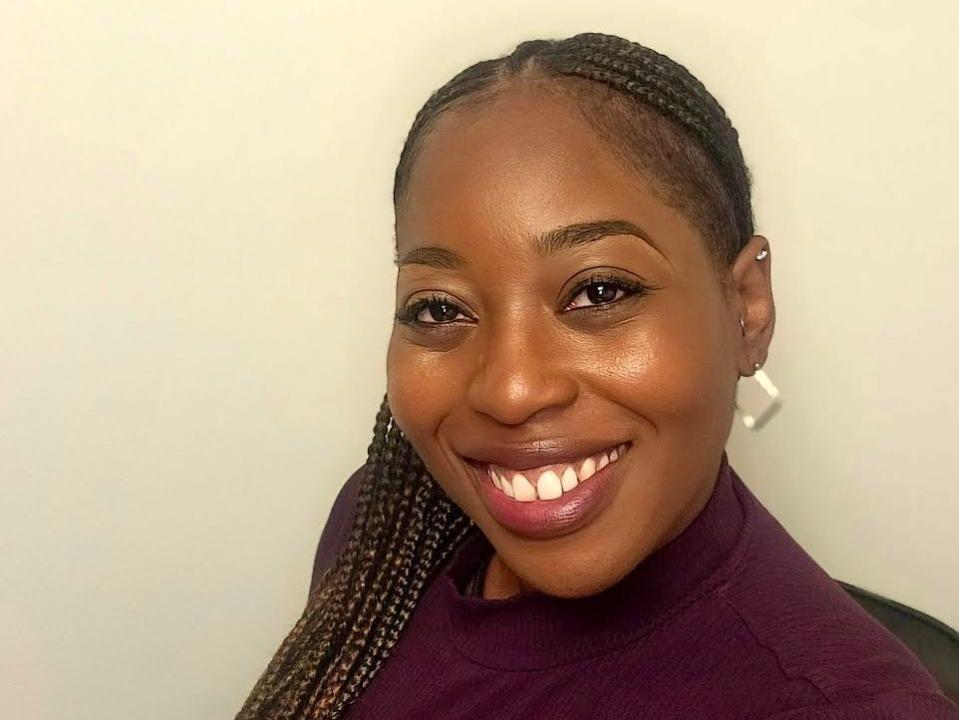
[386, 82, 774, 600]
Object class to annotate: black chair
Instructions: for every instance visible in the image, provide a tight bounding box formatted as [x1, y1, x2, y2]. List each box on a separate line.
[838, 581, 959, 704]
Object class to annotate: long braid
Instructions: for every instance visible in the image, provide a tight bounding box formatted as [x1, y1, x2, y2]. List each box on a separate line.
[235, 397, 472, 719]
[238, 31, 754, 720]
[237, 401, 393, 716]
[311, 428, 413, 709]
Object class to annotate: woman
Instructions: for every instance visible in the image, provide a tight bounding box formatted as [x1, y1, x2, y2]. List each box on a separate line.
[237, 33, 958, 719]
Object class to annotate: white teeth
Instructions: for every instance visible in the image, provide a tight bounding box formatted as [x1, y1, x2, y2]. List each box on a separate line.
[512, 473, 537, 502]
[484, 443, 627, 502]
[580, 457, 596, 480]
[536, 470, 563, 500]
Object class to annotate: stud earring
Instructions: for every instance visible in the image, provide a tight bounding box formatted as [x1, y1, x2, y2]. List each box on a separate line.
[735, 360, 782, 430]
[755, 248, 768, 261]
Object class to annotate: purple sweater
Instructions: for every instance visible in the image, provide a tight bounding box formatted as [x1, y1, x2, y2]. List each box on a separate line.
[309, 455, 958, 719]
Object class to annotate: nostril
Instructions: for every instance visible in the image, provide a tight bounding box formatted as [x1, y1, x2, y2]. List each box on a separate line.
[464, 356, 580, 428]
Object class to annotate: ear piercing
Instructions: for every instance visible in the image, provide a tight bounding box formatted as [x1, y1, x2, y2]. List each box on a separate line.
[739, 248, 767, 335]
[736, 248, 778, 428]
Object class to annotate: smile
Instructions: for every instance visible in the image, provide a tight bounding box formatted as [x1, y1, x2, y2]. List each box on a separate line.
[483, 443, 629, 502]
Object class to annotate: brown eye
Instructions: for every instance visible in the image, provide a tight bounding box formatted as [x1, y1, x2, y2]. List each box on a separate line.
[395, 294, 474, 327]
[561, 271, 652, 314]
[566, 281, 628, 309]
[586, 282, 620, 304]
[419, 299, 462, 323]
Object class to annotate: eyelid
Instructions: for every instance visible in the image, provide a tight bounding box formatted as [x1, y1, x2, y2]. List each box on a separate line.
[395, 292, 475, 326]
[400, 289, 472, 313]
[560, 270, 650, 311]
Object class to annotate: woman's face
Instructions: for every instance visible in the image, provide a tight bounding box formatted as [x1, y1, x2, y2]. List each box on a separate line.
[387, 84, 770, 598]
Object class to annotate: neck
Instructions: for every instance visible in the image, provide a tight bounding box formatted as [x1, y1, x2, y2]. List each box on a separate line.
[481, 552, 536, 599]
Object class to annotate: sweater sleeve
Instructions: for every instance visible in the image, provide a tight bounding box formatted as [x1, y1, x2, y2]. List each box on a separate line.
[306, 464, 367, 604]
[762, 690, 959, 719]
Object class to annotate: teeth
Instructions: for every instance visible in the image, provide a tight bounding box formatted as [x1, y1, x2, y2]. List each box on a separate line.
[512, 473, 537, 502]
[484, 443, 627, 502]
[536, 470, 562, 500]
[580, 457, 596, 481]
[487, 466, 502, 490]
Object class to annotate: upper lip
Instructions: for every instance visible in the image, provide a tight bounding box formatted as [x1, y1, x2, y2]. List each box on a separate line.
[459, 439, 628, 472]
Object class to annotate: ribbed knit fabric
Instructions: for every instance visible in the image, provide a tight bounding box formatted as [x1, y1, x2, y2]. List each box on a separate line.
[309, 454, 959, 719]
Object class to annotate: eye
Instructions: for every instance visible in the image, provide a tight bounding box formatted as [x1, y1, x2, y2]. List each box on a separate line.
[563, 275, 645, 311]
[395, 294, 473, 326]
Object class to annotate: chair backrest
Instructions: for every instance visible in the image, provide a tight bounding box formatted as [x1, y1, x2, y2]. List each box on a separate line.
[838, 580, 959, 704]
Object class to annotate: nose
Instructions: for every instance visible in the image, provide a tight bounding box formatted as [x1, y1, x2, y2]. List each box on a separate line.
[465, 317, 579, 426]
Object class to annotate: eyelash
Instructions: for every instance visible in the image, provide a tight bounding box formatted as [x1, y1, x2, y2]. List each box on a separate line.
[394, 273, 649, 328]
[394, 293, 474, 327]
[562, 273, 648, 312]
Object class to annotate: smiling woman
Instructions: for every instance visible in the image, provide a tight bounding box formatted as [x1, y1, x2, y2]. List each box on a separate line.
[235, 33, 958, 720]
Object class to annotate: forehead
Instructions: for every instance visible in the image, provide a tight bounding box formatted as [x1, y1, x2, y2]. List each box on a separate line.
[395, 84, 703, 265]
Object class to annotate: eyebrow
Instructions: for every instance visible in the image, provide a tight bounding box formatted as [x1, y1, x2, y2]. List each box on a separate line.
[394, 245, 466, 269]
[394, 219, 666, 269]
[538, 219, 665, 259]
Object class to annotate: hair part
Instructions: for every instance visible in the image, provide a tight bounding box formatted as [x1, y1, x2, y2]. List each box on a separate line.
[393, 33, 754, 271]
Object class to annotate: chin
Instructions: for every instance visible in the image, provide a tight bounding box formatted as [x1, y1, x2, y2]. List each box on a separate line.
[502, 543, 636, 599]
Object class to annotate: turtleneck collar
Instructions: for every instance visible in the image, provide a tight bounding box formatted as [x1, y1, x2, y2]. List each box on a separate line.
[440, 451, 754, 670]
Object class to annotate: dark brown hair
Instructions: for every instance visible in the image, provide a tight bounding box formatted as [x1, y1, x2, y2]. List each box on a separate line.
[236, 31, 753, 719]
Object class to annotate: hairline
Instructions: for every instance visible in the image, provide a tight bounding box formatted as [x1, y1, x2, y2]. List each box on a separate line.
[393, 72, 739, 284]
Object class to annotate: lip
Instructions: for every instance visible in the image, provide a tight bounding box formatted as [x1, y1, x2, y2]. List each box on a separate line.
[462, 442, 630, 540]
[462, 439, 626, 472]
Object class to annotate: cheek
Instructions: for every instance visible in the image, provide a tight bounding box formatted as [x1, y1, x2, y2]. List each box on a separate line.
[582, 298, 735, 429]
[386, 331, 462, 452]
[387, 332, 478, 511]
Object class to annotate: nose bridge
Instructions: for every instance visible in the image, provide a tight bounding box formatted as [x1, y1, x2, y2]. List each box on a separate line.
[466, 308, 577, 425]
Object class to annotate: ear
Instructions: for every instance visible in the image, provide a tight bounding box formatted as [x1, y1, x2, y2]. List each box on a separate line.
[729, 235, 775, 376]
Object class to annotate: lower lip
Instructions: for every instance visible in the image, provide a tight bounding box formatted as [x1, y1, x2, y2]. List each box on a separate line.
[467, 446, 629, 540]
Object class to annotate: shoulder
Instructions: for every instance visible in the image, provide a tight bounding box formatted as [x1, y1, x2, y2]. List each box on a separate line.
[307, 464, 367, 600]
[757, 690, 959, 718]
[719, 475, 953, 716]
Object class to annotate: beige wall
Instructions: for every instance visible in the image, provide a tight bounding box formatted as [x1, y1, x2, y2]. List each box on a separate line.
[2, 2, 957, 718]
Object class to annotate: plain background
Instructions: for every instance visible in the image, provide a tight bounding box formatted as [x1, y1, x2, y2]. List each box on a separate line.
[3, 1, 958, 718]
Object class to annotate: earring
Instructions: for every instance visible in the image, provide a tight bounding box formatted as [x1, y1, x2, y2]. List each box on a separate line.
[756, 248, 769, 261]
[735, 360, 782, 430]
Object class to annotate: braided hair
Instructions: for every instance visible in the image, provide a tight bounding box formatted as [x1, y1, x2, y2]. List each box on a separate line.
[236, 32, 753, 719]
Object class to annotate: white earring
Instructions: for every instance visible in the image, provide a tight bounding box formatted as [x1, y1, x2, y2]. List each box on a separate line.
[736, 360, 782, 430]
[756, 248, 768, 261]
[736, 315, 781, 430]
